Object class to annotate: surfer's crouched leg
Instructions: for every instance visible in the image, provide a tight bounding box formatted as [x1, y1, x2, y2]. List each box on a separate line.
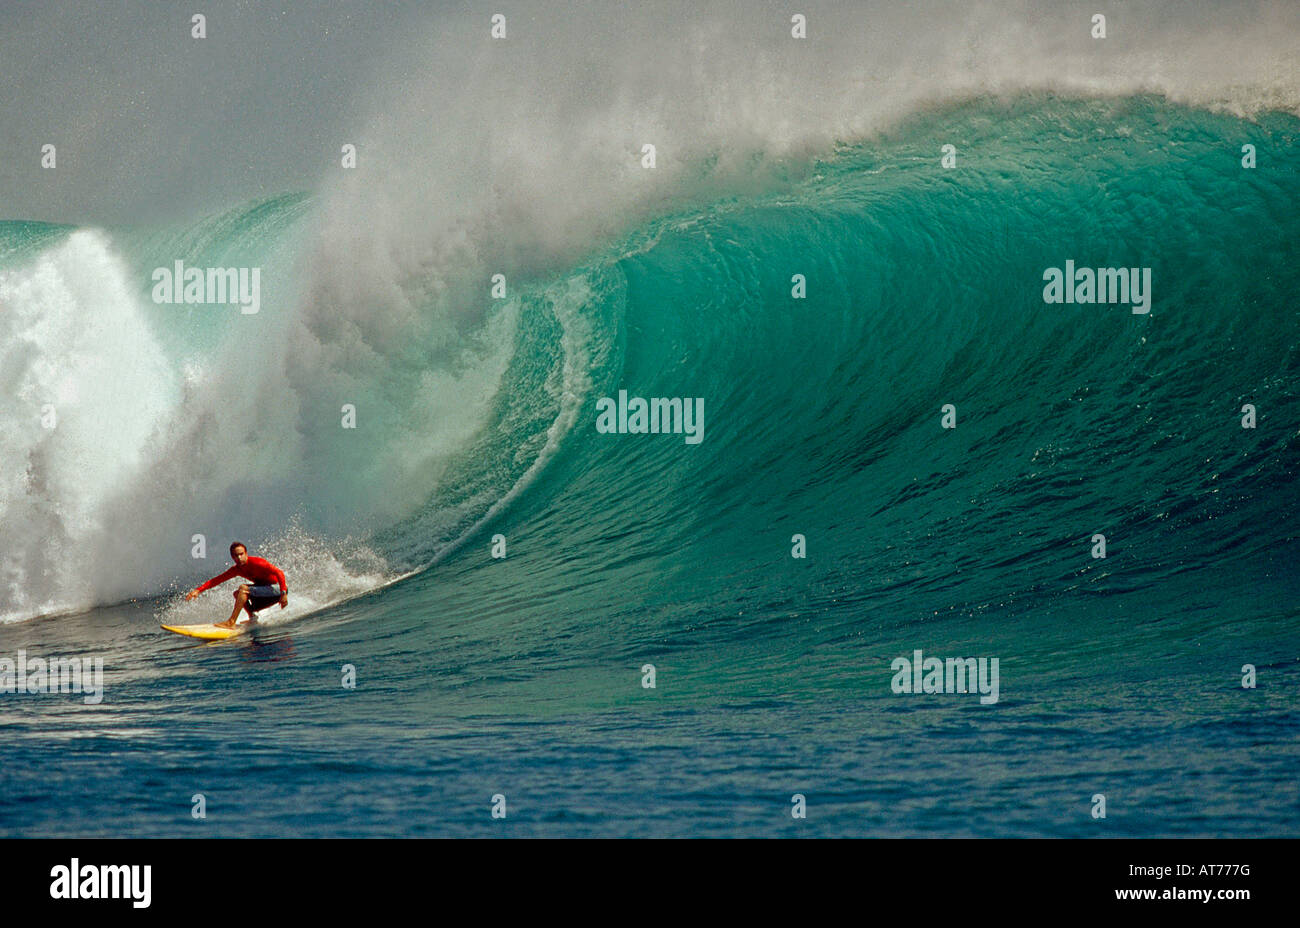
[217, 585, 251, 628]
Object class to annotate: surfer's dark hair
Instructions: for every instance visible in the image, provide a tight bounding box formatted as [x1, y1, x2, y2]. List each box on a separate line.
[230, 541, 247, 557]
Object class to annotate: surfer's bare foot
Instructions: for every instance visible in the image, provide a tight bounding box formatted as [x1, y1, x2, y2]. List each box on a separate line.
[214, 618, 237, 628]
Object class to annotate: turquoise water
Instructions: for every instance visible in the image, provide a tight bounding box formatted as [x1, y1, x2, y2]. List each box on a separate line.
[1, 96, 1298, 836]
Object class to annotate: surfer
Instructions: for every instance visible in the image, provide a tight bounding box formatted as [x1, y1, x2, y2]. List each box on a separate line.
[185, 542, 289, 628]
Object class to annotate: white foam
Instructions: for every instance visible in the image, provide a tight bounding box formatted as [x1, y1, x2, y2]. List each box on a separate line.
[0, 231, 176, 622]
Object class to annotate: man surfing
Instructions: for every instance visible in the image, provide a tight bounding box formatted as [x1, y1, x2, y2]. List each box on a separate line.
[185, 542, 289, 628]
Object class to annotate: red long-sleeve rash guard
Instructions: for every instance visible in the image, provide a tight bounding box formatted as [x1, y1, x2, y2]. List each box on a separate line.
[195, 556, 288, 594]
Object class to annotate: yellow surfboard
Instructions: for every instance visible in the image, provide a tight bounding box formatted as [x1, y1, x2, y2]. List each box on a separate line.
[161, 622, 251, 640]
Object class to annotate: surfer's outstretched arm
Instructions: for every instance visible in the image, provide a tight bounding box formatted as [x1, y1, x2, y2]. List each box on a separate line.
[185, 565, 238, 600]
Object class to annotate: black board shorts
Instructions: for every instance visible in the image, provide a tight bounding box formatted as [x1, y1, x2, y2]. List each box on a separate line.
[246, 584, 283, 610]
